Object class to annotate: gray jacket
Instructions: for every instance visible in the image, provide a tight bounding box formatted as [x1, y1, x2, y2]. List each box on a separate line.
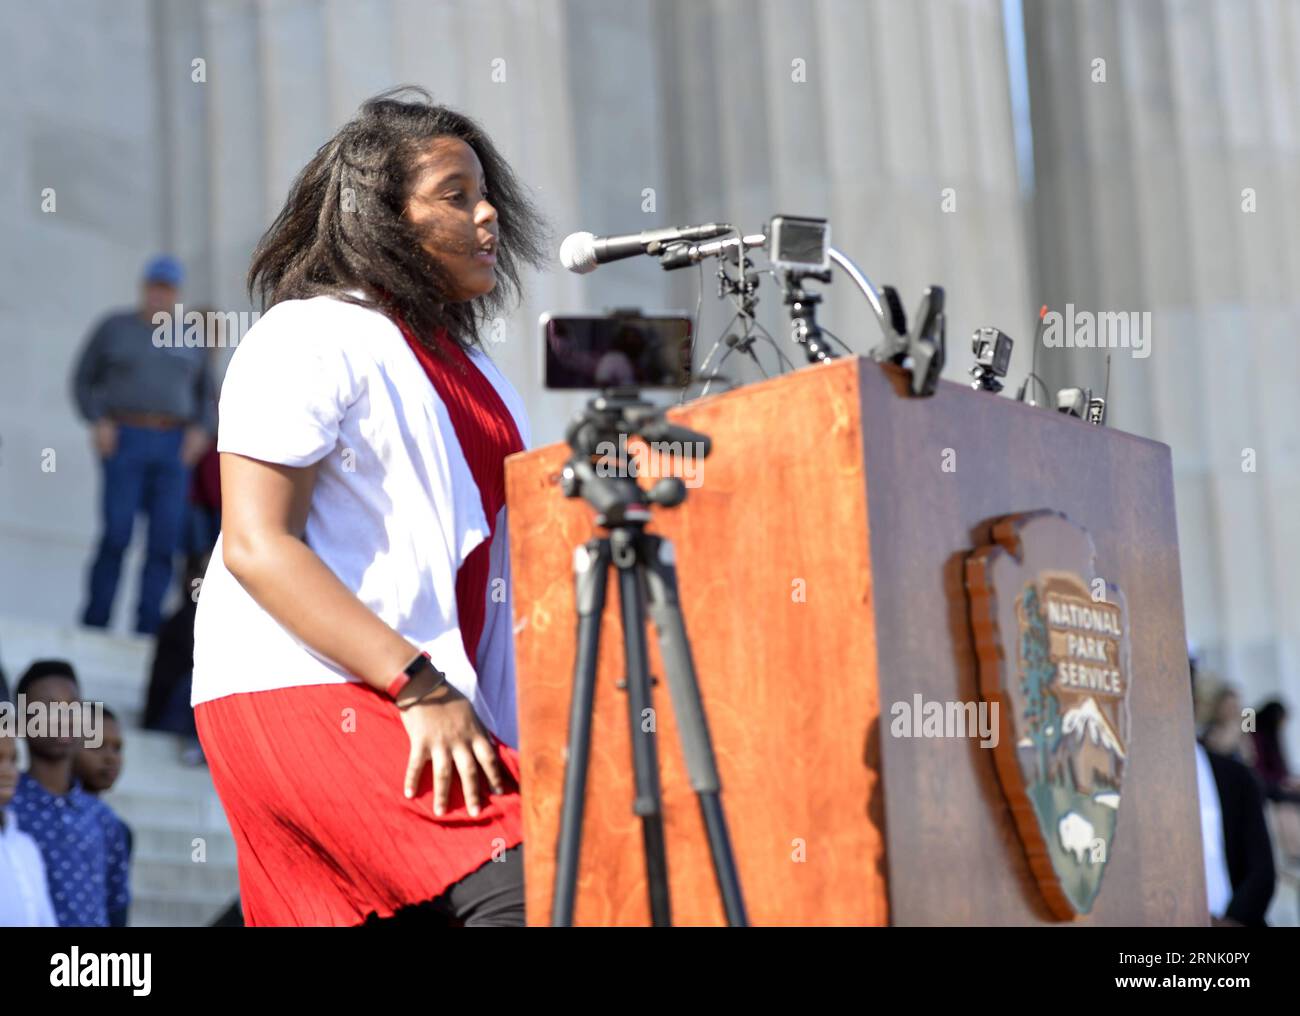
[71, 310, 217, 432]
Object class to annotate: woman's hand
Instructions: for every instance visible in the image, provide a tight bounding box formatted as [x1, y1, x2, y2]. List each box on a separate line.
[400, 683, 511, 816]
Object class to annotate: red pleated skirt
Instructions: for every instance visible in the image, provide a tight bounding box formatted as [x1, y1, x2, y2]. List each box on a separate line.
[194, 681, 524, 927]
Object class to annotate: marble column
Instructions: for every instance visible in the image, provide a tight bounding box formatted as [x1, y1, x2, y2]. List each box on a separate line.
[1023, 0, 1300, 736]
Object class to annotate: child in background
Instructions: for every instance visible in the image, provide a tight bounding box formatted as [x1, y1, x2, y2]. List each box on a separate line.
[0, 734, 59, 926]
[74, 706, 134, 927]
[11, 660, 131, 927]
[74, 706, 126, 796]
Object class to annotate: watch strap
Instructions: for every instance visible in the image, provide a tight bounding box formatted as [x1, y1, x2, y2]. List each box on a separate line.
[387, 650, 432, 700]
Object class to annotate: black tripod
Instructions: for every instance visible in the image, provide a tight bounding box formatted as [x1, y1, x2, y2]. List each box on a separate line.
[550, 391, 748, 927]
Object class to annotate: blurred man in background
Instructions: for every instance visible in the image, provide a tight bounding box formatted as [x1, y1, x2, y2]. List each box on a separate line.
[72, 256, 216, 636]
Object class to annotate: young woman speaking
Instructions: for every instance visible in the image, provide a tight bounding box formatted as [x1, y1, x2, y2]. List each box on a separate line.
[192, 87, 547, 927]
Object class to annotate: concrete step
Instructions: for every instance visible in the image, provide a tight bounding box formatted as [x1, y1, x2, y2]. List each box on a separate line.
[132, 827, 239, 866]
[0, 616, 153, 686]
[129, 889, 239, 928]
[103, 787, 230, 831]
[110, 730, 215, 795]
[113, 763, 216, 797]
[79, 685, 148, 726]
[0, 615, 153, 725]
[118, 725, 190, 752]
[131, 857, 240, 896]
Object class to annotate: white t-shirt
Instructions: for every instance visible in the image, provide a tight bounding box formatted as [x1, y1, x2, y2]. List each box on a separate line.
[0, 808, 58, 927]
[191, 295, 529, 748]
[1194, 741, 1234, 918]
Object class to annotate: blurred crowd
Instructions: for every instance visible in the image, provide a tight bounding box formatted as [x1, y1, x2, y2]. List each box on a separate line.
[0, 257, 227, 926]
[1192, 658, 1300, 925]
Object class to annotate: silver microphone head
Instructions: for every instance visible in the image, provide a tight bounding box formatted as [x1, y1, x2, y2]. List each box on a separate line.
[559, 231, 598, 274]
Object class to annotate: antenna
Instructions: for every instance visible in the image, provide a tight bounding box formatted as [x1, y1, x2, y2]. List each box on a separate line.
[1016, 304, 1049, 405]
[1032, 304, 1046, 383]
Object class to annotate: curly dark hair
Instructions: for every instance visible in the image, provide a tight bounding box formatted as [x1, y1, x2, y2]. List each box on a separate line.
[247, 86, 548, 352]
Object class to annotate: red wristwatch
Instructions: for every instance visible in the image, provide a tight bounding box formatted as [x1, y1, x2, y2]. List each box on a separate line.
[387, 650, 435, 700]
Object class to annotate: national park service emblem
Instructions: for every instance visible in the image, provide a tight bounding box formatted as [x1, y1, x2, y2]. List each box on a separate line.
[965, 511, 1130, 919]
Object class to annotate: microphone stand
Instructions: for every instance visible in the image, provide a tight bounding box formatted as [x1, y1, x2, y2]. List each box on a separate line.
[660, 237, 768, 396]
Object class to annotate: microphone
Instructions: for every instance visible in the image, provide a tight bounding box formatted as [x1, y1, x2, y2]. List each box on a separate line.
[560, 223, 733, 274]
[657, 234, 767, 271]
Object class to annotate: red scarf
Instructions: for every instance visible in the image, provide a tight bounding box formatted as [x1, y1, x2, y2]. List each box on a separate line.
[396, 321, 524, 665]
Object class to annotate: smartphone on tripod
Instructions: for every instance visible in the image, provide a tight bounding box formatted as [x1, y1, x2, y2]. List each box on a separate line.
[537, 309, 745, 927]
[540, 310, 693, 390]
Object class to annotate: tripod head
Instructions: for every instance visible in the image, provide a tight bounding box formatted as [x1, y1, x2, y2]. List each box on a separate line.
[778, 266, 836, 364]
[561, 390, 713, 528]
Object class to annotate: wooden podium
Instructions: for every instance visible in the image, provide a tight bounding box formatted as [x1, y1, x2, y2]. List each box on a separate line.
[504, 356, 1206, 926]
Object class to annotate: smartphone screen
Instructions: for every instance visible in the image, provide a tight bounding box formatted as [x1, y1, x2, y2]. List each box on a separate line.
[542, 314, 693, 390]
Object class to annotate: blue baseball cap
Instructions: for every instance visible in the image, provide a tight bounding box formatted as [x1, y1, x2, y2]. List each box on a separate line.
[143, 254, 184, 287]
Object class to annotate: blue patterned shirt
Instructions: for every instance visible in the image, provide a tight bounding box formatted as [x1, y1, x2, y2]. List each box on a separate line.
[10, 773, 131, 927]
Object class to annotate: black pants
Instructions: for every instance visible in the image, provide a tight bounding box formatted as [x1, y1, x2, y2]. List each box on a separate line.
[364, 844, 526, 927]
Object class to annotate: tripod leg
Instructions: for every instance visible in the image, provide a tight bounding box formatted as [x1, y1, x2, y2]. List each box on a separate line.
[640, 534, 749, 927]
[612, 530, 673, 926]
[551, 539, 610, 926]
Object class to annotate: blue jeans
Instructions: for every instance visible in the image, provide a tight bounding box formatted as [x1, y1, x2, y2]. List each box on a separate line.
[82, 424, 191, 635]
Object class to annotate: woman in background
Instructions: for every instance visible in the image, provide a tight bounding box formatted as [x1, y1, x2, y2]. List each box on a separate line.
[1252, 701, 1300, 804]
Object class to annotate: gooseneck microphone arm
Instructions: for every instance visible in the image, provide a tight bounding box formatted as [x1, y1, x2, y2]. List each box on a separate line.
[828, 246, 889, 341]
